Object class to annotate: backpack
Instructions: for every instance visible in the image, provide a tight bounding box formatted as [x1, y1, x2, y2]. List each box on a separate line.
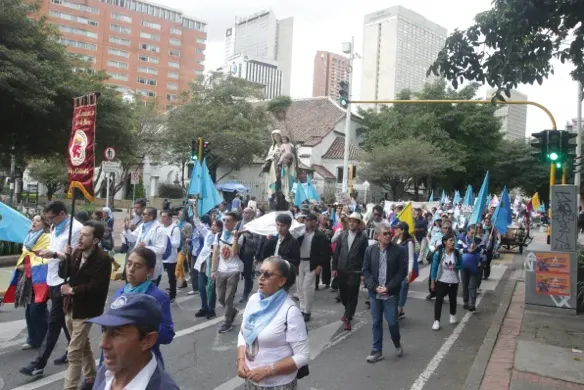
[162, 226, 178, 261]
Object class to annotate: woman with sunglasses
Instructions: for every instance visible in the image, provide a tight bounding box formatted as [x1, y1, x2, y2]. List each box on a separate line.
[394, 222, 416, 320]
[237, 256, 309, 390]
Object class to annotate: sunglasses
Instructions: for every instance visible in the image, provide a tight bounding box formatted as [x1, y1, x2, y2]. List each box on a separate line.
[255, 270, 282, 279]
[382, 232, 392, 236]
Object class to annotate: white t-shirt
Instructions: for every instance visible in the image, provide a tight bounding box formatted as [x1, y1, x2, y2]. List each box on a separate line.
[47, 218, 82, 286]
[214, 231, 243, 274]
[237, 295, 309, 387]
[438, 251, 459, 284]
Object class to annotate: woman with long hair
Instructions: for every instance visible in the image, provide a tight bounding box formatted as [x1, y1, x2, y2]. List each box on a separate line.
[237, 256, 309, 390]
[394, 222, 416, 319]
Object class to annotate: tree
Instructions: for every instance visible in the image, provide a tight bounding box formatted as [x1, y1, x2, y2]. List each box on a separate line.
[165, 73, 272, 181]
[361, 138, 454, 200]
[427, 0, 584, 95]
[27, 156, 68, 201]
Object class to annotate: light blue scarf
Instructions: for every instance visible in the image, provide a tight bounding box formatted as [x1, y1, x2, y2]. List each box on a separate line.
[54, 219, 68, 237]
[24, 230, 44, 251]
[123, 280, 152, 294]
[242, 289, 288, 347]
[139, 221, 154, 243]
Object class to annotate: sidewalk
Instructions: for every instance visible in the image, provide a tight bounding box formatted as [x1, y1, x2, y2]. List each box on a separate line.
[476, 232, 584, 390]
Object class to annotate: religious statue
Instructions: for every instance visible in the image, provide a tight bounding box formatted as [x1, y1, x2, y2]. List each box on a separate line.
[262, 130, 297, 210]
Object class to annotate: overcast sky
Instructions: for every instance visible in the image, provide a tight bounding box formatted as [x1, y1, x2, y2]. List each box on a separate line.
[163, 0, 580, 137]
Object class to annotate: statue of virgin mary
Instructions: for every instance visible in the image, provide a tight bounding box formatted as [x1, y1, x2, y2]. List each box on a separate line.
[262, 130, 297, 209]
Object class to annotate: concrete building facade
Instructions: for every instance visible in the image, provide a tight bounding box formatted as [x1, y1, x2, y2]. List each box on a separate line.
[361, 6, 446, 103]
[224, 9, 293, 95]
[221, 54, 283, 99]
[486, 89, 528, 140]
[312, 51, 350, 101]
[37, 0, 207, 109]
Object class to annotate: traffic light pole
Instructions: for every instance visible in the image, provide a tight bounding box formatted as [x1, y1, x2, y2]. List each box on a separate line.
[576, 81, 583, 207]
[341, 36, 354, 194]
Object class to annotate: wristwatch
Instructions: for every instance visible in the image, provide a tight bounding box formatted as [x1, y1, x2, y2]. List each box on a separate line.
[52, 252, 58, 259]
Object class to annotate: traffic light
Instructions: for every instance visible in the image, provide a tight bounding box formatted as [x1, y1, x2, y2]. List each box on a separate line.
[561, 131, 578, 160]
[547, 130, 561, 163]
[530, 131, 547, 161]
[339, 80, 349, 108]
[202, 141, 210, 158]
[573, 156, 583, 174]
[191, 139, 198, 161]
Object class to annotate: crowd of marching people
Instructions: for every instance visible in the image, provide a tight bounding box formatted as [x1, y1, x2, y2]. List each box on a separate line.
[2, 190, 509, 389]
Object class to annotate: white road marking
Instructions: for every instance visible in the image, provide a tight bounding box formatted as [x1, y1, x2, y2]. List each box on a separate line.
[0, 320, 26, 343]
[415, 265, 431, 282]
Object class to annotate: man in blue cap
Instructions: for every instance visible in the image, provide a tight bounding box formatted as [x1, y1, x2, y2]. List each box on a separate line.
[89, 294, 179, 390]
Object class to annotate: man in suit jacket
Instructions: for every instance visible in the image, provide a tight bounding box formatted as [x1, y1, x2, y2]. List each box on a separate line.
[259, 214, 300, 266]
[362, 221, 407, 364]
[296, 213, 329, 322]
[332, 212, 369, 331]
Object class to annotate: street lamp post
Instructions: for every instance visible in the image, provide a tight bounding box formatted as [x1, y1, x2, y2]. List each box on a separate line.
[341, 37, 355, 194]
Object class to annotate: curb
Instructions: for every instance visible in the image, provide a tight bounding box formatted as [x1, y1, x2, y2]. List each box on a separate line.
[462, 273, 518, 389]
[0, 255, 19, 268]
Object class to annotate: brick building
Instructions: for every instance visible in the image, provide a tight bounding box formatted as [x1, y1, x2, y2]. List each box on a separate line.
[37, 0, 207, 108]
[312, 51, 350, 102]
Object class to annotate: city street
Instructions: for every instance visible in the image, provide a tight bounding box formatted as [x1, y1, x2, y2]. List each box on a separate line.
[0, 256, 513, 390]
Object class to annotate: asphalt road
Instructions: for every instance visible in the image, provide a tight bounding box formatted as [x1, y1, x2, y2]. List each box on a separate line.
[0, 258, 510, 390]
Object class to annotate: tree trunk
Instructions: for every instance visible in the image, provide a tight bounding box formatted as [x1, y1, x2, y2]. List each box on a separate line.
[180, 160, 186, 189]
[413, 179, 419, 201]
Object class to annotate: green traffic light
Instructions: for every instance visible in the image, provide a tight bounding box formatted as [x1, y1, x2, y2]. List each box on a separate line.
[549, 152, 559, 161]
[556, 162, 562, 168]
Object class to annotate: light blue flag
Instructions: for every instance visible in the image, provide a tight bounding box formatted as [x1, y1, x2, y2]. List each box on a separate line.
[187, 160, 202, 196]
[428, 190, 434, 202]
[294, 181, 308, 206]
[493, 186, 512, 235]
[462, 185, 473, 206]
[469, 171, 489, 226]
[440, 190, 446, 205]
[306, 174, 320, 202]
[453, 190, 461, 205]
[0, 202, 31, 243]
[199, 159, 223, 216]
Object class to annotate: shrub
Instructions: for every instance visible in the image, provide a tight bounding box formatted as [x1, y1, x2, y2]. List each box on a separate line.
[158, 183, 184, 199]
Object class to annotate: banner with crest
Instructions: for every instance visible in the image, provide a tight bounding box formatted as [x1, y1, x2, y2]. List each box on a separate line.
[67, 93, 97, 202]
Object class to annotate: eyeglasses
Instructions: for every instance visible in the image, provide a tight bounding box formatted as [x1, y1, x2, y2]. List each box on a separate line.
[382, 232, 392, 236]
[255, 270, 282, 279]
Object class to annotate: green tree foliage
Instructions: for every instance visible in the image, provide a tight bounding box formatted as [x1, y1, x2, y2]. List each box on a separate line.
[360, 80, 502, 193]
[427, 0, 584, 95]
[27, 155, 68, 201]
[165, 73, 272, 181]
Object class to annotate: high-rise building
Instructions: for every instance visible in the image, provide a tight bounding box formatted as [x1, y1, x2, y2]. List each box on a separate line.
[312, 51, 350, 101]
[220, 54, 282, 99]
[361, 6, 446, 103]
[224, 9, 293, 96]
[486, 89, 528, 140]
[37, 0, 207, 109]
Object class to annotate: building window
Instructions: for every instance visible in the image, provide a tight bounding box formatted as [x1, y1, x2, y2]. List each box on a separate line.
[169, 49, 180, 57]
[170, 38, 181, 46]
[166, 93, 177, 101]
[170, 27, 181, 35]
[108, 48, 129, 58]
[167, 72, 179, 79]
[168, 61, 179, 69]
[139, 31, 160, 41]
[196, 37, 206, 44]
[141, 20, 161, 30]
[138, 66, 158, 75]
[336, 167, 343, 184]
[111, 85, 131, 94]
[108, 60, 128, 69]
[195, 59, 204, 64]
[137, 89, 156, 97]
[108, 72, 128, 81]
[79, 55, 96, 63]
[137, 77, 157, 86]
[50, 0, 99, 14]
[57, 25, 98, 39]
[49, 10, 98, 26]
[196, 48, 204, 54]
[195, 69, 203, 75]
[109, 36, 131, 46]
[138, 55, 159, 64]
[110, 24, 131, 34]
[111, 12, 132, 23]
[167, 82, 178, 90]
[58, 38, 97, 51]
[140, 43, 160, 53]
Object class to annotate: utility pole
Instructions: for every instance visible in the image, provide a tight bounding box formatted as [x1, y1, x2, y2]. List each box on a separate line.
[575, 81, 582, 208]
[8, 151, 15, 206]
[341, 36, 354, 193]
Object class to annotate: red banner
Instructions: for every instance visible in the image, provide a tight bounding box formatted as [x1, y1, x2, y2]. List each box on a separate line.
[67, 94, 97, 202]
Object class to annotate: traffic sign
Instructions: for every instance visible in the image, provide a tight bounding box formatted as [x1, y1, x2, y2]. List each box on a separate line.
[131, 171, 140, 185]
[104, 146, 116, 161]
[102, 161, 120, 173]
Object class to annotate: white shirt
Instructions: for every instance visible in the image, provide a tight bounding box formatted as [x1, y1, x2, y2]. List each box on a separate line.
[237, 295, 310, 387]
[248, 200, 257, 211]
[214, 231, 243, 274]
[438, 251, 459, 284]
[104, 352, 157, 390]
[136, 221, 166, 280]
[47, 218, 82, 286]
[193, 218, 213, 272]
[161, 223, 181, 264]
[299, 231, 314, 259]
[347, 230, 357, 250]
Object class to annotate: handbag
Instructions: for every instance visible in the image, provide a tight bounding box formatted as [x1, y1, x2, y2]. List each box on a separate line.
[285, 306, 310, 379]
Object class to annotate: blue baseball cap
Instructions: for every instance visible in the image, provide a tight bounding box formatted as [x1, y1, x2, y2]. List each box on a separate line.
[87, 293, 162, 329]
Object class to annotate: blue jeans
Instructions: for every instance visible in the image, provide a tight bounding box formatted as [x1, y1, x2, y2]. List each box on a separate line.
[25, 301, 48, 346]
[368, 292, 401, 353]
[398, 280, 410, 309]
[198, 272, 216, 312]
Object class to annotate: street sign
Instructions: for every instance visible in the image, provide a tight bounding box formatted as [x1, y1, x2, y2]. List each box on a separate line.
[102, 161, 120, 173]
[104, 146, 116, 161]
[131, 171, 140, 185]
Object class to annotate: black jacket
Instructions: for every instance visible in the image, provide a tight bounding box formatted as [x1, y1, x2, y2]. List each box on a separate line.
[362, 243, 407, 297]
[297, 230, 330, 271]
[332, 230, 369, 274]
[58, 246, 111, 319]
[260, 233, 301, 267]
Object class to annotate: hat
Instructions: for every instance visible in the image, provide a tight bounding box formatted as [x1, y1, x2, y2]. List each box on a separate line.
[86, 294, 162, 329]
[347, 212, 363, 222]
